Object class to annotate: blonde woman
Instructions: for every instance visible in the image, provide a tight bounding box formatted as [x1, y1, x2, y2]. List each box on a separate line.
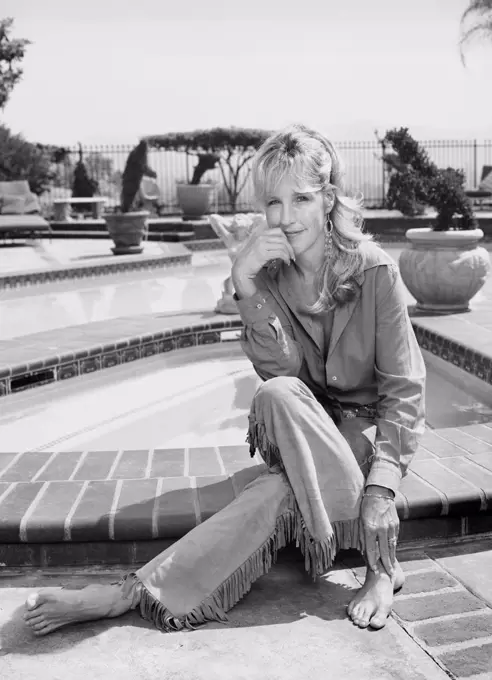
[24, 124, 426, 636]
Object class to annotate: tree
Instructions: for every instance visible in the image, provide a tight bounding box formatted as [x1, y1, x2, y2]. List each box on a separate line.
[0, 17, 31, 110]
[0, 124, 66, 194]
[460, 0, 492, 63]
[71, 145, 99, 214]
[144, 127, 271, 211]
[85, 152, 114, 185]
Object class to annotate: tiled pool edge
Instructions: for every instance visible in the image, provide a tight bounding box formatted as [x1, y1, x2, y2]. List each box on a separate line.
[0, 316, 491, 398]
[0, 249, 192, 288]
[0, 318, 244, 397]
[411, 321, 492, 383]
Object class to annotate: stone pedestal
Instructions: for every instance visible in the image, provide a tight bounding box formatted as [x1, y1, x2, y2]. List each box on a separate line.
[215, 275, 238, 314]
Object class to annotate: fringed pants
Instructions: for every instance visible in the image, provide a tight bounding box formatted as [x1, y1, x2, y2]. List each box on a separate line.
[121, 377, 376, 631]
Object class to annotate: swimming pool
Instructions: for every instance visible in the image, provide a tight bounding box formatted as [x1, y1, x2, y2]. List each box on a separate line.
[1, 341, 491, 454]
[0, 251, 232, 341]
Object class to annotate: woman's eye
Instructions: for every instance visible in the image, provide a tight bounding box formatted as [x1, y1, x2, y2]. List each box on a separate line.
[267, 199, 279, 206]
[296, 195, 309, 202]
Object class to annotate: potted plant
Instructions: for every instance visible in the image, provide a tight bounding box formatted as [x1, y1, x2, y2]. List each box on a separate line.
[383, 128, 490, 313]
[143, 127, 271, 219]
[71, 143, 99, 218]
[104, 140, 156, 255]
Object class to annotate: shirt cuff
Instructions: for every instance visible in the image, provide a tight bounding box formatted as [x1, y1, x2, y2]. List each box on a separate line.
[235, 291, 275, 324]
[365, 461, 402, 496]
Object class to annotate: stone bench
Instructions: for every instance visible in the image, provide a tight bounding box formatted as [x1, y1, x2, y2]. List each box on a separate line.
[53, 197, 108, 222]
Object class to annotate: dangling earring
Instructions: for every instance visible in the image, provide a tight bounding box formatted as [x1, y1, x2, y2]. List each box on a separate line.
[324, 217, 333, 259]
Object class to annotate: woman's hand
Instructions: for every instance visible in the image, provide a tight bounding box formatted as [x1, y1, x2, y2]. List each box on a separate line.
[360, 486, 399, 578]
[231, 221, 296, 289]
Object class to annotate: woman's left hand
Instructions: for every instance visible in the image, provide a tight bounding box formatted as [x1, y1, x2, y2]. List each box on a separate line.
[360, 487, 399, 577]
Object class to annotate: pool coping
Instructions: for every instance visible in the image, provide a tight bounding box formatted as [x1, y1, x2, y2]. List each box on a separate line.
[0, 242, 192, 288]
[0, 430, 491, 567]
[1, 313, 491, 396]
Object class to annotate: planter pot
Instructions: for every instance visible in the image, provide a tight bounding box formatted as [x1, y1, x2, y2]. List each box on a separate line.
[105, 211, 149, 255]
[399, 227, 491, 313]
[176, 183, 216, 220]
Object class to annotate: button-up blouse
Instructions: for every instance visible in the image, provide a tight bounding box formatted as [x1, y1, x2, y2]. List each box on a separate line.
[235, 241, 426, 494]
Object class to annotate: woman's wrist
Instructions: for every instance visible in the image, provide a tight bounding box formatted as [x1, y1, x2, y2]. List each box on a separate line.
[231, 268, 258, 300]
[364, 484, 395, 500]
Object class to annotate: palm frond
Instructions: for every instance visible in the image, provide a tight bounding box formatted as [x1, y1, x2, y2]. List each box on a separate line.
[459, 1, 492, 64]
[461, 0, 492, 25]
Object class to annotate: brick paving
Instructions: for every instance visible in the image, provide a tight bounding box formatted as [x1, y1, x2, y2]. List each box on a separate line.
[388, 543, 492, 679]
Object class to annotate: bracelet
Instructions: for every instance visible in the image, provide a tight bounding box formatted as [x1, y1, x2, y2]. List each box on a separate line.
[362, 492, 395, 502]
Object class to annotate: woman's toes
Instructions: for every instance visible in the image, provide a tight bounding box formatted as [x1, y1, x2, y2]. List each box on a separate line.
[32, 620, 48, 631]
[26, 593, 42, 611]
[33, 622, 58, 637]
[369, 608, 391, 630]
[24, 606, 46, 621]
[355, 615, 370, 628]
[25, 613, 44, 626]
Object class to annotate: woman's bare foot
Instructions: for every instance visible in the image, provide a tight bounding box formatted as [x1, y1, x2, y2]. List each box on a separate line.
[347, 559, 405, 630]
[24, 582, 136, 637]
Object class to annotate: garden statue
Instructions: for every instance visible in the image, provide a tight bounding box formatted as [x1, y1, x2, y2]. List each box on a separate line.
[208, 212, 266, 314]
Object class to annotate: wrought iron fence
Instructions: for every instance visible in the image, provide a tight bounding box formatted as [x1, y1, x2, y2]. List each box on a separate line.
[42, 139, 492, 216]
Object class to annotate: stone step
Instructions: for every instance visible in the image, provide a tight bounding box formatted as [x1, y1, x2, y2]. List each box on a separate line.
[0, 439, 491, 567]
[157, 230, 196, 242]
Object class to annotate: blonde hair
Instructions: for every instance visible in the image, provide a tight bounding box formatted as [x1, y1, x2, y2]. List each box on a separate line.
[252, 123, 373, 314]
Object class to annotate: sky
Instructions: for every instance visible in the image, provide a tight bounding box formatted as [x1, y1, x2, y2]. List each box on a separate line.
[2, 0, 492, 146]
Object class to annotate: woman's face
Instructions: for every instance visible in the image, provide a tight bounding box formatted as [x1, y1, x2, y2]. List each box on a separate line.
[264, 175, 328, 259]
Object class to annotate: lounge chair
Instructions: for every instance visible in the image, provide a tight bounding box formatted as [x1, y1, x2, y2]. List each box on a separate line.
[465, 165, 492, 208]
[0, 180, 52, 242]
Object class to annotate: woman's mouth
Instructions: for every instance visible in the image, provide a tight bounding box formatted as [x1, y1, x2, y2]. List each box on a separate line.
[285, 231, 303, 238]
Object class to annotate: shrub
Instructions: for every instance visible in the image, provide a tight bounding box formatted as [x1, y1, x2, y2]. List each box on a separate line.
[120, 140, 156, 213]
[383, 128, 476, 230]
[72, 144, 98, 199]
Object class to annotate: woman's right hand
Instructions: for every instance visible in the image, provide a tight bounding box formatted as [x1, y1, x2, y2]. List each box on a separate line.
[231, 222, 296, 286]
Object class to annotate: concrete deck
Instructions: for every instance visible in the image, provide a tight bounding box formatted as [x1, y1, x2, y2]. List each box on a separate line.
[1, 541, 491, 679]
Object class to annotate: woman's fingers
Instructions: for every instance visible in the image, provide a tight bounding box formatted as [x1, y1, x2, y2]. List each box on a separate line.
[361, 496, 400, 576]
[263, 244, 294, 266]
[258, 230, 296, 262]
[363, 524, 380, 573]
[388, 533, 398, 570]
[378, 530, 394, 577]
[388, 509, 399, 569]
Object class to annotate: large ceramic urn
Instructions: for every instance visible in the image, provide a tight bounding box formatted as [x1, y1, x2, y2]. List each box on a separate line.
[399, 228, 490, 313]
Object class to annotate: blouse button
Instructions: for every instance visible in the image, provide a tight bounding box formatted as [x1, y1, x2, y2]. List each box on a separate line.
[256, 303, 263, 309]
[332, 376, 337, 381]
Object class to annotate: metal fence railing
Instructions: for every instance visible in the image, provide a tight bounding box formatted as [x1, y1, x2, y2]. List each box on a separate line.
[42, 139, 492, 216]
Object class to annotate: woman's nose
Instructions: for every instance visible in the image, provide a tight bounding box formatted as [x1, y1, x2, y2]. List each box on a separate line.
[280, 202, 295, 226]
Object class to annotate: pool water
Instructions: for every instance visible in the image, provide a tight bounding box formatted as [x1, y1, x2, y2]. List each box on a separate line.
[0, 251, 232, 341]
[1, 342, 491, 454]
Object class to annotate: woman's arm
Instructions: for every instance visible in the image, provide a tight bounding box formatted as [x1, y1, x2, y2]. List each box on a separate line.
[231, 220, 303, 380]
[236, 281, 304, 380]
[366, 263, 427, 495]
[361, 263, 426, 576]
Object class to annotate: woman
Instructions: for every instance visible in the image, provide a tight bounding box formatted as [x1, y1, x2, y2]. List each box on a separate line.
[23, 124, 426, 637]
